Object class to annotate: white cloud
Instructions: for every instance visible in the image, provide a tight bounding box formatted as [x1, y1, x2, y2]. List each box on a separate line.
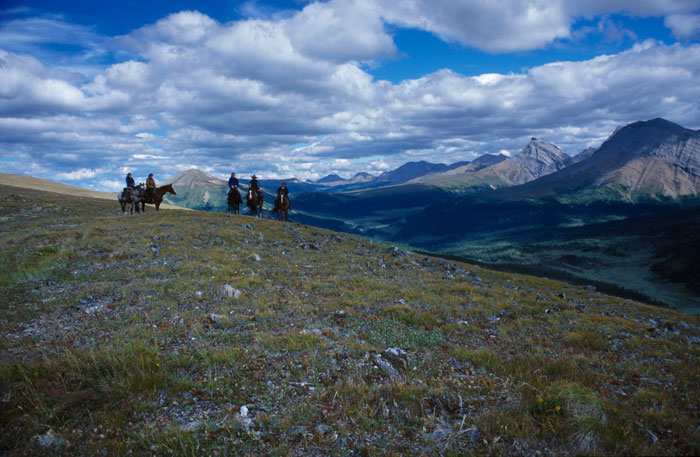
[287, 0, 396, 62]
[665, 13, 700, 39]
[376, 0, 571, 52]
[2, 5, 700, 190]
[56, 168, 99, 180]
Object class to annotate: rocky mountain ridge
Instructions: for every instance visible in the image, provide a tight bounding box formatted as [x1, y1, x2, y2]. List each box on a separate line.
[495, 118, 700, 200]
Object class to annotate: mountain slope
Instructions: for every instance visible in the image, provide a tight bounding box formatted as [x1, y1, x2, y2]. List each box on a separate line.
[2, 184, 699, 456]
[375, 161, 450, 185]
[496, 118, 700, 201]
[417, 139, 571, 190]
[317, 174, 345, 183]
[0, 172, 114, 200]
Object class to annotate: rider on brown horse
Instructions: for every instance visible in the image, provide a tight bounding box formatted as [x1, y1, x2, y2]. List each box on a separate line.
[276, 182, 291, 210]
[228, 172, 239, 190]
[249, 175, 261, 200]
[146, 173, 156, 199]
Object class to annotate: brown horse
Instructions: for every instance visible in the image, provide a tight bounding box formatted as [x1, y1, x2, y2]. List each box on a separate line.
[273, 190, 290, 221]
[246, 188, 264, 217]
[140, 184, 176, 211]
[227, 187, 242, 215]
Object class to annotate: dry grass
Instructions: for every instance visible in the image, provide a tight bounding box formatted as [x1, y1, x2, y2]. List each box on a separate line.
[1, 184, 700, 456]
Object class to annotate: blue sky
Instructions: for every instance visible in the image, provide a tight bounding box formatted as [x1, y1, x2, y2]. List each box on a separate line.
[1, 0, 700, 190]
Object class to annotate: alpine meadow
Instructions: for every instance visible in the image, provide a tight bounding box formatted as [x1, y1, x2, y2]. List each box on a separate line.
[3, 1, 700, 455]
[1, 177, 700, 455]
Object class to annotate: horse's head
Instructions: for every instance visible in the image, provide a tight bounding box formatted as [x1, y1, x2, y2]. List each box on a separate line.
[166, 184, 176, 195]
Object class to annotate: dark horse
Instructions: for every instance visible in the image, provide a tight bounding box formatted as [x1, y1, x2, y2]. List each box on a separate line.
[246, 188, 264, 217]
[118, 184, 144, 214]
[140, 184, 177, 212]
[227, 187, 242, 215]
[273, 190, 291, 221]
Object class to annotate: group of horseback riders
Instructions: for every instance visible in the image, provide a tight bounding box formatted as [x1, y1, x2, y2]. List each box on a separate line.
[227, 172, 291, 220]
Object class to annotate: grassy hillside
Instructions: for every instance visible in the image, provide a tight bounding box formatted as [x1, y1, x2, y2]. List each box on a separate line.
[2, 184, 700, 456]
[0, 173, 114, 200]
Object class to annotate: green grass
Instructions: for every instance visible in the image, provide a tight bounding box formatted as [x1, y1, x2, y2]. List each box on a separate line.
[1, 184, 700, 455]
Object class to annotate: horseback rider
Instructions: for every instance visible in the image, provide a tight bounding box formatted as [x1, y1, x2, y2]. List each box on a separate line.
[146, 173, 156, 199]
[249, 175, 261, 200]
[276, 181, 291, 210]
[125, 172, 135, 189]
[228, 172, 239, 192]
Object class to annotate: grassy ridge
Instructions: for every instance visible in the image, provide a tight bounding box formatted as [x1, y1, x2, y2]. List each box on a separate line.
[1, 184, 699, 455]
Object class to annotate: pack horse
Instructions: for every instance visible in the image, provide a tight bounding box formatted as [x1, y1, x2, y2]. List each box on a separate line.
[118, 184, 144, 214]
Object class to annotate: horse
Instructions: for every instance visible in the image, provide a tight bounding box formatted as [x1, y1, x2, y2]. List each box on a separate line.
[140, 184, 177, 212]
[246, 189, 264, 217]
[227, 187, 242, 215]
[273, 190, 291, 222]
[118, 184, 144, 215]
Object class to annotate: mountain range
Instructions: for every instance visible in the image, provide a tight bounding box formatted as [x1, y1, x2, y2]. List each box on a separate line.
[3, 118, 698, 310]
[489, 118, 700, 201]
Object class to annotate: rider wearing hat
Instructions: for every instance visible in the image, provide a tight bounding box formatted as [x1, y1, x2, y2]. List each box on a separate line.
[249, 175, 261, 200]
[125, 172, 135, 189]
[276, 181, 291, 210]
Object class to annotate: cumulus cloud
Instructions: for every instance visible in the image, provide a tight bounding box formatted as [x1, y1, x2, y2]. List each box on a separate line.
[665, 13, 700, 39]
[1, 3, 700, 190]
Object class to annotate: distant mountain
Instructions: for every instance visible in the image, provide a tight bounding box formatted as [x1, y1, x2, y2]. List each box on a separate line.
[164, 169, 228, 210]
[496, 137, 573, 185]
[167, 169, 226, 188]
[375, 161, 450, 185]
[496, 118, 700, 200]
[348, 172, 375, 183]
[572, 147, 597, 163]
[317, 174, 345, 184]
[315, 162, 452, 191]
[416, 139, 570, 190]
[469, 153, 509, 170]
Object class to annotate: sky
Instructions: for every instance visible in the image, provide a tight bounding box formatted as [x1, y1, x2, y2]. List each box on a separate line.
[1, 0, 700, 190]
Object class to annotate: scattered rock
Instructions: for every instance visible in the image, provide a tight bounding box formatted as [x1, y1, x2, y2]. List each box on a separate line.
[461, 426, 480, 442]
[221, 284, 242, 299]
[388, 246, 409, 257]
[204, 313, 227, 328]
[382, 347, 408, 371]
[437, 390, 463, 412]
[252, 253, 261, 261]
[180, 420, 203, 432]
[371, 353, 401, 380]
[291, 425, 308, 438]
[34, 429, 67, 451]
[297, 243, 319, 250]
[315, 424, 331, 435]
